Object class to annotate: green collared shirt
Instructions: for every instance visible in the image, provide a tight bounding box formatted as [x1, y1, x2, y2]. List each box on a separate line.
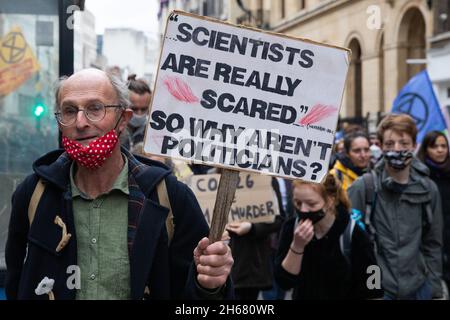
[70, 156, 131, 300]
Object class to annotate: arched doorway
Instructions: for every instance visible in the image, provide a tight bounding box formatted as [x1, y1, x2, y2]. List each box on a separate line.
[347, 39, 363, 118]
[397, 7, 426, 89]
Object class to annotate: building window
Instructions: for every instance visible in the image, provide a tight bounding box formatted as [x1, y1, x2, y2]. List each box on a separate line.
[218, 0, 223, 17]
[207, 0, 216, 17]
[347, 39, 363, 118]
[202, 0, 207, 16]
[300, 0, 305, 10]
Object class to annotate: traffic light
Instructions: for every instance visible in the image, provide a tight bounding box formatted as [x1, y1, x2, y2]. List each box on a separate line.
[32, 97, 46, 131]
[33, 93, 46, 118]
[33, 103, 45, 117]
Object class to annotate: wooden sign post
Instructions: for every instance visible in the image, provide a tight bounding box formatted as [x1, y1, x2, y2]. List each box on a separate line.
[208, 169, 240, 242]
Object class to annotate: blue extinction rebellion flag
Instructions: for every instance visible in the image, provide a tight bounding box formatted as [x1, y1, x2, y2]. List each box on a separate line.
[391, 70, 446, 143]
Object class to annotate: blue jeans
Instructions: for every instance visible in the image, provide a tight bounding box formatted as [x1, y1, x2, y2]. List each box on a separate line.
[262, 280, 286, 300]
[384, 280, 432, 300]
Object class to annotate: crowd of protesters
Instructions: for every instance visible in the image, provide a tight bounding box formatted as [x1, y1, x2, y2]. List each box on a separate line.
[5, 69, 449, 300]
[124, 76, 450, 300]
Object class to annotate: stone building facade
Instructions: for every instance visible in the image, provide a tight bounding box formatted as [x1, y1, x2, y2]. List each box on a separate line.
[229, 0, 434, 129]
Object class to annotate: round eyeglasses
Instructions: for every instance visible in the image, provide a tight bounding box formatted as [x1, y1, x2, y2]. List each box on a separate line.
[55, 104, 123, 126]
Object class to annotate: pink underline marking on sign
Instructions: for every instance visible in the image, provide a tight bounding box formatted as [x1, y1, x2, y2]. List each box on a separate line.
[163, 76, 199, 103]
[298, 104, 337, 125]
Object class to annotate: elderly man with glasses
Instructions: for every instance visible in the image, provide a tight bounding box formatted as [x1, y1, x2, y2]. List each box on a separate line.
[5, 68, 234, 300]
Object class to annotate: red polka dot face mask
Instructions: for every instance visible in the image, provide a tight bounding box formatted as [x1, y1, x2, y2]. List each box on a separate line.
[62, 129, 119, 169]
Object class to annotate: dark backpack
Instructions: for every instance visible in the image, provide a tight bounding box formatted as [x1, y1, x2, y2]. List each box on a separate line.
[339, 216, 355, 266]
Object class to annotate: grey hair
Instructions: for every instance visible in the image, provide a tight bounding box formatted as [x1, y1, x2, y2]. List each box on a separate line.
[54, 75, 69, 110]
[54, 71, 131, 110]
[105, 72, 131, 109]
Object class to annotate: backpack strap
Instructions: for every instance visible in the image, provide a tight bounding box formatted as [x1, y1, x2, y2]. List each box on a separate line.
[362, 171, 380, 255]
[340, 217, 355, 266]
[156, 178, 174, 245]
[362, 172, 377, 237]
[28, 178, 45, 226]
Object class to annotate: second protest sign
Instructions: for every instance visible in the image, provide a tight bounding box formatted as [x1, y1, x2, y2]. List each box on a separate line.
[188, 173, 280, 225]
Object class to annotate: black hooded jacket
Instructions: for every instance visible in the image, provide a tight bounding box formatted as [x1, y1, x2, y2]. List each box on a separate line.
[5, 148, 233, 300]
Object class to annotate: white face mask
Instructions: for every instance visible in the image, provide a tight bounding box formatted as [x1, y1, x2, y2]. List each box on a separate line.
[129, 113, 148, 128]
[370, 144, 382, 160]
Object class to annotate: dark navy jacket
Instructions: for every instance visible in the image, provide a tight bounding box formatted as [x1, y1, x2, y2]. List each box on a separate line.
[5, 148, 232, 300]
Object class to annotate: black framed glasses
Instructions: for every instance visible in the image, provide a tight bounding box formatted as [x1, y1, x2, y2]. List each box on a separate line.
[55, 103, 123, 126]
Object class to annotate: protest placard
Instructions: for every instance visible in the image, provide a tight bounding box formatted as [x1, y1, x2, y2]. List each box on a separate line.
[0, 27, 40, 96]
[188, 173, 280, 225]
[144, 10, 350, 183]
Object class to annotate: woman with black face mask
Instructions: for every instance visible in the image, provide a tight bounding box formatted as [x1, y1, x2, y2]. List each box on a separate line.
[274, 174, 382, 299]
[417, 130, 450, 297]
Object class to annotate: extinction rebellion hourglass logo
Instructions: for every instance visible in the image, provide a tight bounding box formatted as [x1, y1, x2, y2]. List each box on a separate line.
[0, 31, 28, 64]
[394, 93, 429, 131]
